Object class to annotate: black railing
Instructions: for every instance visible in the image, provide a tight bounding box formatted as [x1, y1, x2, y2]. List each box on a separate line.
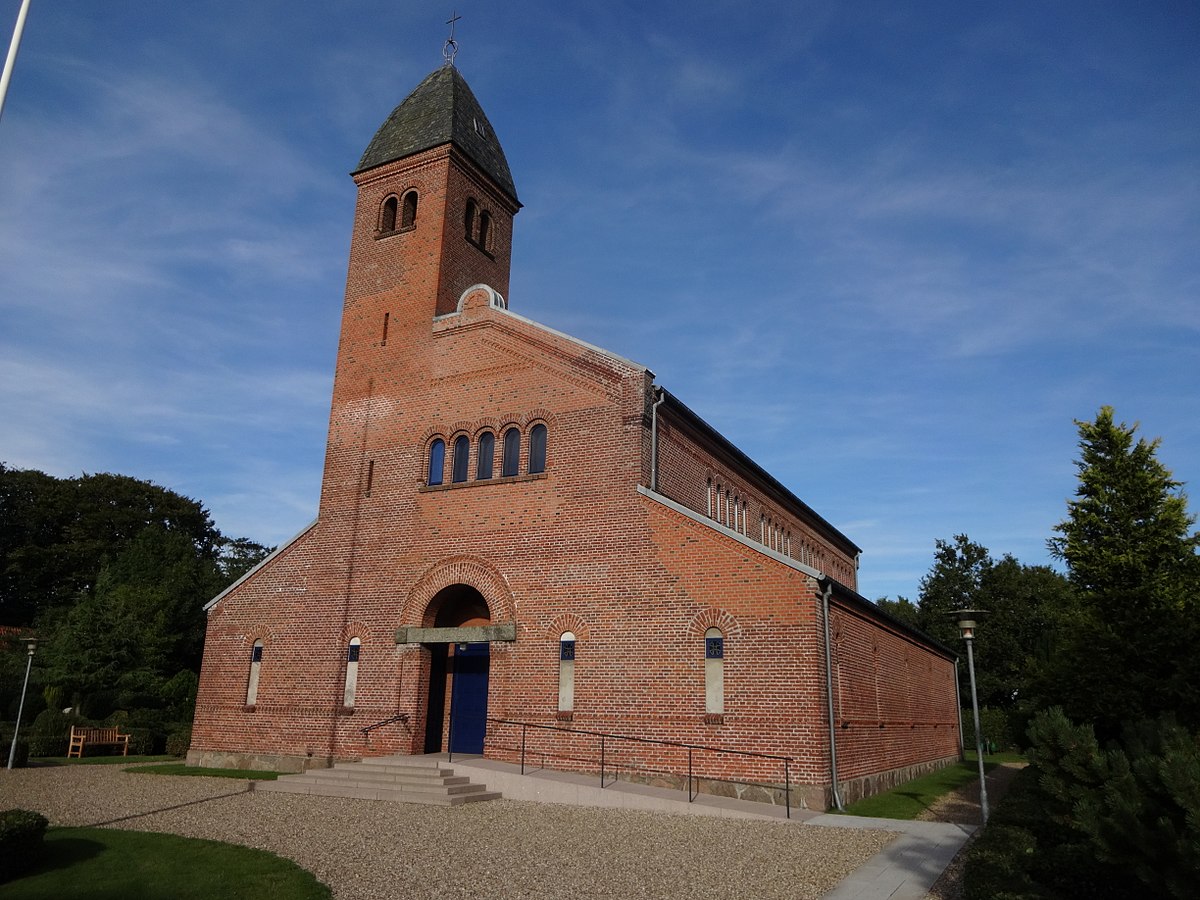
[487, 717, 794, 818]
[360, 713, 409, 735]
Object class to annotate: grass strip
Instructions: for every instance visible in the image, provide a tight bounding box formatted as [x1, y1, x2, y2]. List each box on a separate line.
[31, 754, 176, 766]
[837, 752, 1009, 820]
[127, 763, 281, 780]
[4, 826, 330, 899]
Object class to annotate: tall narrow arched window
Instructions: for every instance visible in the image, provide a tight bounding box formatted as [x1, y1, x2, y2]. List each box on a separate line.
[427, 438, 445, 486]
[502, 427, 521, 477]
[452, 435, 470, 483]
[380, 196, 398, 233]
[706, 479, 713, 518]
[401, 190, 418, 228]
[246, 640, 264, 707]
[476, 431, 495, 480]
[464, 199, 478, 241]
[478, 211, 492, 250]
[528, 423, 547, 474]
[558, 631, 576, 714]
[705, 628, 724, 716]
[343, 638, 361, 708]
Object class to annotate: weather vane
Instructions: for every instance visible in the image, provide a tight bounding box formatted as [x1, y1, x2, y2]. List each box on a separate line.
[443, 11, 461, 67]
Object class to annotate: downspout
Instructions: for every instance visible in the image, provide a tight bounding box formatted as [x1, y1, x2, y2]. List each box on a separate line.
[954, 658, 964, 758]
[819, 575, 844, 810]
[649, 386, 666, 492]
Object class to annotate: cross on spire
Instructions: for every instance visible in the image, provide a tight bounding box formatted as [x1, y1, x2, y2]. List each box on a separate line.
[443, 11, 461, 67]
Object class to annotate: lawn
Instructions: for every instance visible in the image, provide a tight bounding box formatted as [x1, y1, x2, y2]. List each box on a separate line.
[30, 754, 176, 766]
[4, 827, 330, 899]
[837, 751, 1018, 820]
[126, 763, 281, 780]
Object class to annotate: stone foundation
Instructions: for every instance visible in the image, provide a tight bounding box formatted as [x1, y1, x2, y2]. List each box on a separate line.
[186, 748, 336, 774]
[833, 754, 960, 807]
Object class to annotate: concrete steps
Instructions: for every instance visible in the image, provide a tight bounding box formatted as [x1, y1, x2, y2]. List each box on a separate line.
[257, 755, 501, 807]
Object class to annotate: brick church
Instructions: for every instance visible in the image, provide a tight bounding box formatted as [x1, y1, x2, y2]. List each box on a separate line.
[189, 59, 961, 808]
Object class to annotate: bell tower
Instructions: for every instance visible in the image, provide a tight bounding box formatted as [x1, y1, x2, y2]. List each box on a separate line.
[320, 62, 520, 514]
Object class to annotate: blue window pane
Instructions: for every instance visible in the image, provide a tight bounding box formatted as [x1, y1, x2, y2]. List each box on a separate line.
[452, 435, 470, 483]
[251, 645, 263, 662]
[428, 439, 445, 485]
[560, 640, 576, 661]
[705, 637, 724, 659]
[502, 428, 520, 477]
[529, 423, 547, 474]
[477, 432, 495, 480]
[347, 644, 360, 663]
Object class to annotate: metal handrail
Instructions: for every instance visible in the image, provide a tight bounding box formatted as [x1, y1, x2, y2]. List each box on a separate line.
[487, 717, 793, 818]
[360, 713, 409, 734]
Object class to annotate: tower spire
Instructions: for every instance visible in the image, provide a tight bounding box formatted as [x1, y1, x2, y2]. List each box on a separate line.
[443, 11, 461, 67]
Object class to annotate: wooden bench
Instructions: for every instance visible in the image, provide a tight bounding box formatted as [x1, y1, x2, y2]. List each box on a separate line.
[67, 725, 131, 759]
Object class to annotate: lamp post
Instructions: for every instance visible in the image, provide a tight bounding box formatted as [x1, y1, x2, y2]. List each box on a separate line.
[950, 610, 989, 824]
[7, 636, 38, 770]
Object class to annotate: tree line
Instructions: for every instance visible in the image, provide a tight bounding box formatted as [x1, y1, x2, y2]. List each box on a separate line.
[1, 466, 271, 750]
[881, 408, 1199, 899]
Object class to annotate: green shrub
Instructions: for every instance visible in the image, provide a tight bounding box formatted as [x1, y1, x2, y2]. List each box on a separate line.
[962, 824, 1041, 900]
[0, 809, 49, 883]
[7, 737, 29, 768]
[976, 706, 1017, 750]
[26, 733, 68, 757]
[166, 725, 192, 758]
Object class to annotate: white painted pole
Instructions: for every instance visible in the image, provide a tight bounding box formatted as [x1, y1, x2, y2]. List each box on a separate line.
[0, 0, 34, 125]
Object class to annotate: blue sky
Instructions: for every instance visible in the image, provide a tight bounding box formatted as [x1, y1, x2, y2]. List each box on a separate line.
[1, 1, 1197, 602]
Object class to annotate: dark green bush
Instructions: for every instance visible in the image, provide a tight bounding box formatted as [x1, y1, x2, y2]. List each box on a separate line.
[7, 737, 29, 768]
[0, 808, 49, 882]
[166, 724, 192, 757]
[26, 732, 68, 757]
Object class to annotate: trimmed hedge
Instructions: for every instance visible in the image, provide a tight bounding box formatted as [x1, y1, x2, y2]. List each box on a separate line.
[0, 809, 49, 883]
[166, 725, 192, 758]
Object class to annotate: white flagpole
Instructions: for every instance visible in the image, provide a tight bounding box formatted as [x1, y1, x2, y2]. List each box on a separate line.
[0, 0, 34, 125]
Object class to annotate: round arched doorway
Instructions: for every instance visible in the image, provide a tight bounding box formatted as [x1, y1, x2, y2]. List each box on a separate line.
[423, 584, 491, 754]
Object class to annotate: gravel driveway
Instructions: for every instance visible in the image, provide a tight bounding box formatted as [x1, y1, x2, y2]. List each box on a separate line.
[1, 765, 894, 899]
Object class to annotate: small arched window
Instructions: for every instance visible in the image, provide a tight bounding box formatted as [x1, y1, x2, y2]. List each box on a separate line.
[452, 435, 470, 483]
[478, 210, 492, 251]
[427, 438, 445, 486]
[343, 638, 361, 708]
[380, 196, 398, 233]
[558, 631, 576, 714]
[464, 199, 478, 241]
[502, 427, 521, 477]
[705, 627, 724, 716]
[476, 431, 495, 480]
[706, 479, 713, 518]
[528, 423, 547, 474]
[246, 640, 264, 707]
[401, 191, 418, 228]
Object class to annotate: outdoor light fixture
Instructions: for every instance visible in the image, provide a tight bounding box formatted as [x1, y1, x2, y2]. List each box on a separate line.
[6, 636, 38, 770]
[949, 609, 989, 824]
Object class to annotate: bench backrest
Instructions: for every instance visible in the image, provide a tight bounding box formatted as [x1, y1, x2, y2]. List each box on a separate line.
[70, 726, 126, 741]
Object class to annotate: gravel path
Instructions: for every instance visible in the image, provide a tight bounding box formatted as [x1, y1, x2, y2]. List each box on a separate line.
[921, 762, 1028, 900]
[1, 765, 894, 899]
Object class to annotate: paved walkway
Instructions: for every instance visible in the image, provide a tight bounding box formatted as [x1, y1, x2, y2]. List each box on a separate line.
[439, 754, 975, 900]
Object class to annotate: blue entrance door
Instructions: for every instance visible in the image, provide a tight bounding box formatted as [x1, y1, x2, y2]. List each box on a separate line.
[449, 643, 490, 754]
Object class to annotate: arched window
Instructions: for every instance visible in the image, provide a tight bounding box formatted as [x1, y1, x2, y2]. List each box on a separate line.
[464, 199, 478, 241]
[558, 631, 576, 714]
[706, 479, 713, 518]
[343, 638, 361, 708]
[502, 427, 520, 477]
[705, 628, 724, 716]
[452, 435, 470, 483]
[380, 196, 398, 233]
[478, 210, 492, 251]
[401, 191, 418, 228]
[427, 438, 445, 486]
[476, 431, 495, 480]
[528, 423, 547, 474]
[246, 640, 264, 707]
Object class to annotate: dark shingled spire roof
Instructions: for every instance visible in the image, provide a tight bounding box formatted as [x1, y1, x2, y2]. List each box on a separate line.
[355, 65, 518, 204]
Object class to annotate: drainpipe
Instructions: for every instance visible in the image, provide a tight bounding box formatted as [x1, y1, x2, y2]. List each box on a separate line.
[819, 575, 844, 810]
[954, 658, 964, 757]
[649, 386, 666, 492]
